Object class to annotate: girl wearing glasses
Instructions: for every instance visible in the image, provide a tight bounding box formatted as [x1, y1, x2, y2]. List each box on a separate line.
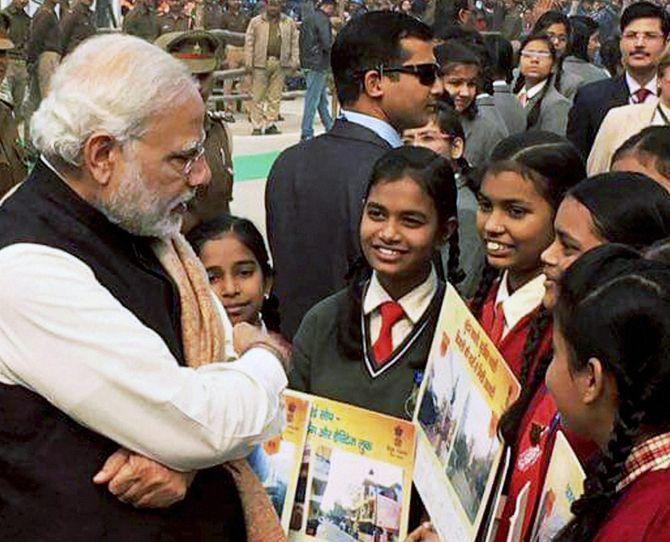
[435, 40, 507, 169]
[515, 33, 572, 135]
[403, 99, 484, 299]
[531, 10, 582, 100]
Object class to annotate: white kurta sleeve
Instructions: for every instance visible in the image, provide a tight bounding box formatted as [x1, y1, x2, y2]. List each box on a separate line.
[0, 243, 287, 471]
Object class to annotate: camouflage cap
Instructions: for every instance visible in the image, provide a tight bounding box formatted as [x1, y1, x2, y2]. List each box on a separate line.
[154, 30, 221, 74]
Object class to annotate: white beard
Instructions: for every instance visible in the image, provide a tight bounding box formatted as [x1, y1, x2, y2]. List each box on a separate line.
[94, 155, 193, 239]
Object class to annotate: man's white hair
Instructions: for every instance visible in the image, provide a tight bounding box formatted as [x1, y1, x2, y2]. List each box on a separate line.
[31, 34, 196, 166]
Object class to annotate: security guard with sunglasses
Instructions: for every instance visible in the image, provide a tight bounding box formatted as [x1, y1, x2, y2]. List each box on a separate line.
[156, 30, 234, 232]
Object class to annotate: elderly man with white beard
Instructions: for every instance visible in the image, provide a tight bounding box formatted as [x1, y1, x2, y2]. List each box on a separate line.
[0, 34, 289, 541]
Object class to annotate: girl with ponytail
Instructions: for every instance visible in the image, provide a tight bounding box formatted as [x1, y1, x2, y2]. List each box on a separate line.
[550, 244, 670, 542]
[515, 34, 572, 135]
[289, 146, 463, 419]
[403, 99, 484, 299]
[471, 131, 585, 541]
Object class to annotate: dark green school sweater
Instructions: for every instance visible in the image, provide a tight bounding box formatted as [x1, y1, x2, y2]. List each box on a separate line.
[289, 282, 445, 419]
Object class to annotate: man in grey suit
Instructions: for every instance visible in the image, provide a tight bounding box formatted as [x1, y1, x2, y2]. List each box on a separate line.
[266, 12, 443, 339]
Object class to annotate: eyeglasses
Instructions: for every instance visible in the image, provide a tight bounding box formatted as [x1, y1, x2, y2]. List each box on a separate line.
[357, 63, 440, 87]
[622, 31, 665, 42]
[546, 33, 568, 43]
[180, 142, 206, 177]
[520, 50, 553, 59]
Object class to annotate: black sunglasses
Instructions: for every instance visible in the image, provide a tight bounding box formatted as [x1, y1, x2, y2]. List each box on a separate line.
[356, 63, 440, 87]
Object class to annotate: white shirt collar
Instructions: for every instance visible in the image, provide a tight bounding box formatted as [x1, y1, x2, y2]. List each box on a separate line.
[626, 72, 657, 97]
[521, 79, 548, 101]
[341, 109, 403, 148]
[494, 271, 546, 333]
[363, 267, 437, 324]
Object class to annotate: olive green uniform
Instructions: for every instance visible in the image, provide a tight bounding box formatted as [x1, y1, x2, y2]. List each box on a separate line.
[60, 2, 95, 56]
[157, 11, 190, 34]
[0, 99, 27, 197]
[191, 110, 234, 219]
[200, 0, 224, 29]
[221, 9, 248, 32]
[2, 2, 30, 118]
[122, 3, 159, 42]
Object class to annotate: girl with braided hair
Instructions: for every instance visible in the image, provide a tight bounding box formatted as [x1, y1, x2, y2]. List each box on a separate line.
[471, 131, 585, 541]
[289, 146, 463, 419]
[549, 244, 670, 542]
[514, 34, 572, 135]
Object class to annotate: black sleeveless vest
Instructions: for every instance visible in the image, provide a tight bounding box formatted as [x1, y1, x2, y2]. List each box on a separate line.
[0, 161, 246, 541]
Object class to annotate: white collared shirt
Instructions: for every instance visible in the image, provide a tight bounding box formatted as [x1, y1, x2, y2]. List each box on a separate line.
[626, 72, 657, 104]
[363, 267, 437, 350]
[0, 243, 287, 472]
[521, 79, 548, 101]
[494, 271, 546, 339]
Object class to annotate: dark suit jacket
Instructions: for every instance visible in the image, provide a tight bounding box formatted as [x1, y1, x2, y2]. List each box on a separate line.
[567, 74, 629, 159]
[266, 119, 392, 339]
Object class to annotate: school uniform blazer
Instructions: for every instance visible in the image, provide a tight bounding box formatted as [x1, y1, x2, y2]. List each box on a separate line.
[476, 94, 510, 138]
[594, 469, 670, 541]
[460, 110, 507, 168]
[266, 119, 392, 340]
[587, 100, 659, 175]
[493, 83, 527, 135]
[563, 55, 609, 89]
[526, 84, 572, 136]
[567, 74, 630, 159]
[553, 67, 582, 101]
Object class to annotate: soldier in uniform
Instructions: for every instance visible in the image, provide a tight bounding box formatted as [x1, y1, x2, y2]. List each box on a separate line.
[122, 0, 159, 42]
[2, 0, 30, 127]
[157, 0, 190, 34]
[155, 30, 234, 231]
[0, 31, 27, 197]
[198, 0, 225, 29]
[24, 0, 61, 131]
[60, 0, 95, 56]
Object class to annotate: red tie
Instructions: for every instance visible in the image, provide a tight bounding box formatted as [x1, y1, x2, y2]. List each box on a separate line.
[489, 302, 506, 347]
[634, 88, 653, 104]
[372, 301, 405, 366]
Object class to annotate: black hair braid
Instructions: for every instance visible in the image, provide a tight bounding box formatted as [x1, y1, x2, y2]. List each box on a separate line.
[470, 264, 500, 317]
[498, 307, 553, 446]
[261, 293, 282, 333]
[519, 306, 551, 388]
[553, 56, 565, 94]
[336, 256, 372, 360]
[447, 227, 466, 285]
[526, 78, 551, 130]
[556, 386, 644, 542]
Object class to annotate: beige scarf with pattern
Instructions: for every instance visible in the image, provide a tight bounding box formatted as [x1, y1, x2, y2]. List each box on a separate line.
[153, 234, 287, 542]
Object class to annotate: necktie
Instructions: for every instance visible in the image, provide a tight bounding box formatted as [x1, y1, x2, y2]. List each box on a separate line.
[372, 301, 405, 366]
[518, 90, 528, 108]
[489, 302, 506, 347]
[633, 88, 653, 104]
